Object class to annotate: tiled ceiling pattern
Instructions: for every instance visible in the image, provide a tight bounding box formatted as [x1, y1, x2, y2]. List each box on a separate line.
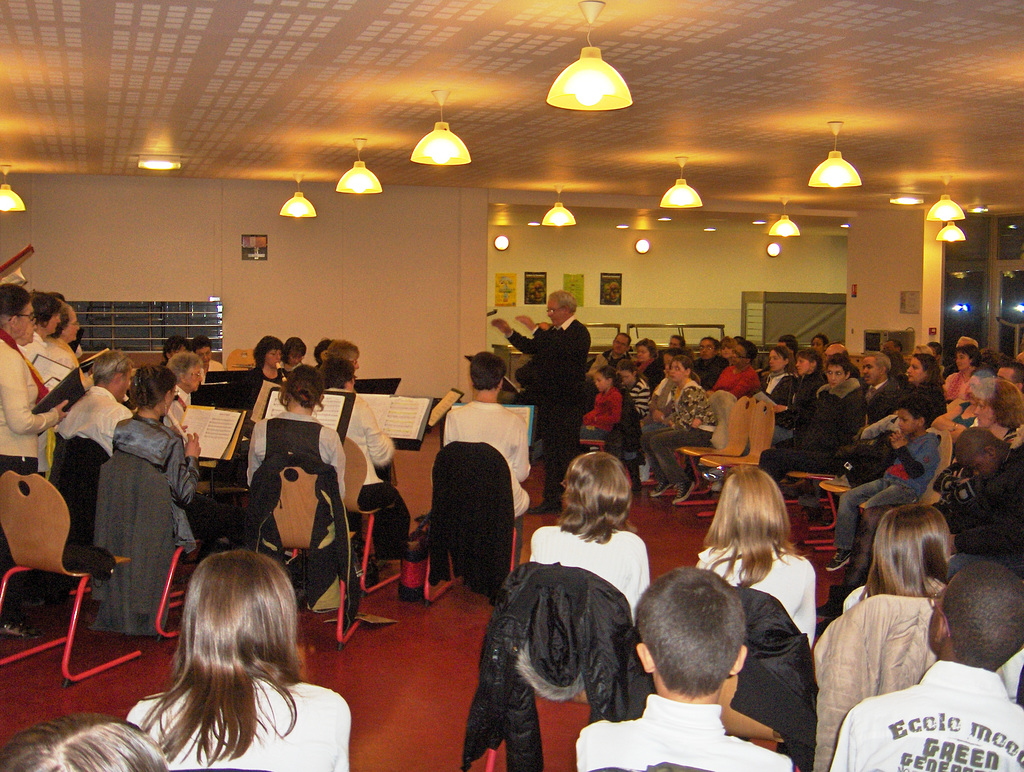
[1, 0, 1023, 210]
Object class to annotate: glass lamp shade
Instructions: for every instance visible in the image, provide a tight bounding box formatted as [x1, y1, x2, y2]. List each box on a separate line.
[808, 150, 862, 188]
[336, 161, 382, 194]
[0, 184, 25, 212]
[660, 178, 703, 208]
[279, 191, 316, 218]
[542, 202, 576, 227]
[546, 47, 632, 111]
[410, 122, 471, 165]
[927, 194, 965, 222]
[768, 214, 800, 237]
[937, 222, 966, 242]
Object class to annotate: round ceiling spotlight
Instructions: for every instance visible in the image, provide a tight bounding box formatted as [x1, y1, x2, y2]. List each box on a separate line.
[766, 242, 782, 257]
[493, 235, 509, 251]
[635, 239, 650, 254]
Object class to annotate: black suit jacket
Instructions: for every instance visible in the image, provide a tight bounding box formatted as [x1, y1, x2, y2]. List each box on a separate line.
[864, 377, 905, 424]
[507, 318, 591, 408]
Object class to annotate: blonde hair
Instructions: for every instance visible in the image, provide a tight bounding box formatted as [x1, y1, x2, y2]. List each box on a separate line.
[864, 504, 949, 600]
[559, 452, 632, 544]
[703, 466, 797, 586]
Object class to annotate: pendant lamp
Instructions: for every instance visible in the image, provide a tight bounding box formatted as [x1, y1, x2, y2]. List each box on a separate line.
[337, 139, 382, 194]
[542, 187, 576, 227]
[0, 167, 26, 212]
[660, 156, 703, 209]
[808, 121, 862, 188]
[280, 175, 317, 218]
[768, 199, 800, 237]
[937, 222, 966, 242]
[547, 1, 632, 111]
[927, 194, 965, 222]
[411, 90, 471, 166]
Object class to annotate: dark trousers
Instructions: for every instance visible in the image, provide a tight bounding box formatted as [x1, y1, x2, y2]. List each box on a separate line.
[0, 455, 38, 624]
[539, 401, 584, 507]
[358, 481, 412, 560]
[759, 447, 840, 481]
[185, 493, 246, 553]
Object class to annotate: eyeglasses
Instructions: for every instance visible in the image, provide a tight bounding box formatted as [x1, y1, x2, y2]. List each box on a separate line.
[545, 307, 557, 315]
[12, 313, 34, 321]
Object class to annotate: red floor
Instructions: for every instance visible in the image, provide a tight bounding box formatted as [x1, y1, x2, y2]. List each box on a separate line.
[0, 430, 840, 771]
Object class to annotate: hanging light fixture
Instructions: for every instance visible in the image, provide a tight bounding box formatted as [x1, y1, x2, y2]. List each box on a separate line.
[768, 199, 800, 237]
[937, 222, 966, 242]
[660, 156, 703, 209]
[542, 187, 576, 227]
[411, 90, 471, 166]
[0, 167, 26, 212]
[927, 195, 965, 222]
[337, 138, 382, 194]
[808, 121, 862, 188]
[279, 175, 317, 218]
[547, 1, 632, 111]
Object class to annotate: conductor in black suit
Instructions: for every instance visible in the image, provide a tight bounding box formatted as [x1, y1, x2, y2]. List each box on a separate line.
[492, 290, 591, 514]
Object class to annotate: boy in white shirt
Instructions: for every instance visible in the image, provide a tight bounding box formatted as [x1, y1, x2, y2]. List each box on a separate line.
[576, 567, 792, 772]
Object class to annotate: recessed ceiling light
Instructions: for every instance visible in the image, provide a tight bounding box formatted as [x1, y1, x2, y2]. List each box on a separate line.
[616, 224, 629, 229]
[704, 227, 716, 232]
[1009, 224, 1018, 230]
[138, 155, 181, 170]
[752, 220, 767, 225]
[969, 206, 989, 213]
[840, 223, 850, 228]
[889, 195, 924, 206]
[766, 242, 782, 257]
[528, 221, 541, 227]
[658, 217, 671, 221]
[493, 235, 509, 251]
[635, 239, 650, 254]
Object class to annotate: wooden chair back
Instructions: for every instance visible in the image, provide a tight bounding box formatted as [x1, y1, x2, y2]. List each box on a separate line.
[745, 400, 776, 459]
[715, 395, 754, 455]
[0, 472, 73, 576]
[272, 467, 319, 550]
[225, 348, 255, 370]
[919, 428, 953, 507]
[342, 438, 371, 514]
[719, 674, 783, 742]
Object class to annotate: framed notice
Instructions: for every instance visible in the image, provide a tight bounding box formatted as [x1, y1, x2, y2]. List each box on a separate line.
[600, 273, 622, 305]
[564, 274, 584, 306]
[495, 273, 517, 306]
[524, 272, 547, 304]
[242, 234, 268, 261]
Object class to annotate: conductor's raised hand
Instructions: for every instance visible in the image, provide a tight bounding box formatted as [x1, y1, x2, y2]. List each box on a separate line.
[491, 318, 512, 336]
[514, 315, 538, 332]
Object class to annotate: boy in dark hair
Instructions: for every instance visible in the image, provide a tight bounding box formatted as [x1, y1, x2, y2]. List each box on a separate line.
[830, 562, 1024, 772]
[575, 567, 792, 772]
[828, 392, 941, 572]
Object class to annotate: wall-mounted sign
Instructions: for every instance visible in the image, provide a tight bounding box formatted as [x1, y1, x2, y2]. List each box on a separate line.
[242, 235, 268, 261]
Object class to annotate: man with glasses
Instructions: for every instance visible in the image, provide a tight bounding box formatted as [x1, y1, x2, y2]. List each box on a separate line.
[492, 290, 590, 514]
[693, 336, 729, 390]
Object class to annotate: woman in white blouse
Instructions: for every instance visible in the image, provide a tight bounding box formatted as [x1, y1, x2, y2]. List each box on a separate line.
[698, 465, 817, 643]
[530, 452, 650, 616]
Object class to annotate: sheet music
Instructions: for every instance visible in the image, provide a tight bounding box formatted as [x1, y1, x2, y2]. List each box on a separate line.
[428, 388, 464, 427]
[360, 394, 432, 441]
[264, 389, 349, 433]
[182, 406, 243, 460]
[450, 402, 534, 441]
[32, 351, 74, 388]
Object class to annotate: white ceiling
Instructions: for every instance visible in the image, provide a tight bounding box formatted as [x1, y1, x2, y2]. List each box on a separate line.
[1, 0, 1023, 213]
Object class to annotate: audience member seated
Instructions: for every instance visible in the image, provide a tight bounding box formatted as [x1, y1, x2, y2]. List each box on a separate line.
[943, 342, 981, 402]
[759, 353, 866, 483]
[93, 365, 200, 636]
[711, 338, 760, 399]
[693, 336, 729, 391]
[998, 358, 1024, 390]
[860, 351, 904, 424]
[241, 334, 284, 409]
[616, 359, 650, 418]
[936, 427, 1024, 578]
[281, 335, 307, 372]
[760, 345, 796, 444]
[811, 332, 829, 357]
[974, 377, 1024, 443]
[588, 331, 631, 375]
[129, 550, 351, 772]
[575, 567, 792, 772]
[444, 352, 530, 520]
[324, 358, 410, 561]
[881, 338, 907, 383]
[827, 394, 941, 573]
[669, 333, 686, 349]
[190, 334, 223, 379]
[824, 342, 848, 358]
[829, 562, 1024, 772]
[774, 348, 825, 445]
[905, 351, 948, 422]
[580, 366, 622, 443]
[164, 351, 203, 430]
[778, 333, 799, 357]
[0, 284, 68, 638]
[0, 714, 169, 772]
[530, 452, 650, 617]
[643, 355, 716, 504]
[159, 334, 188, 366]
[634, 338, 662, 389]
[698, 466, 816, 643]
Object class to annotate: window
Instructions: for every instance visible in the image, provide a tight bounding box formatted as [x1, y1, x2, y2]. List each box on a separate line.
[69, 300, 222, 352]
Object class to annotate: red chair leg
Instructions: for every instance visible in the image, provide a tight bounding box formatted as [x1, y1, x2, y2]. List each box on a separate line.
[0, 566, 67, 667]
[484, 747, 499, 772]
[336, 580, 360, 650]
[155, 547, 186, 638]
[360, 513, 400, 595]
[62, 575, 141, 687]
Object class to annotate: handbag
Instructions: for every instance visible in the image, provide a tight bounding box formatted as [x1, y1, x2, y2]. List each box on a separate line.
[835, 432, 894, 487]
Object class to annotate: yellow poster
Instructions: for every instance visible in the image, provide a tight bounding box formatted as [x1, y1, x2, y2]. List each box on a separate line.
[494, 273, 517, 306]
[563, 274, 584, 306]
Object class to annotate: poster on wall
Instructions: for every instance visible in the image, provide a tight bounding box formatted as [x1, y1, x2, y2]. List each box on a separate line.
[524, 272, 547, 304]
[241, 234, 268, 261]
[600, 273, 622, 305]
[494, 273, 517, 306]
[564, 274, 584, 306]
